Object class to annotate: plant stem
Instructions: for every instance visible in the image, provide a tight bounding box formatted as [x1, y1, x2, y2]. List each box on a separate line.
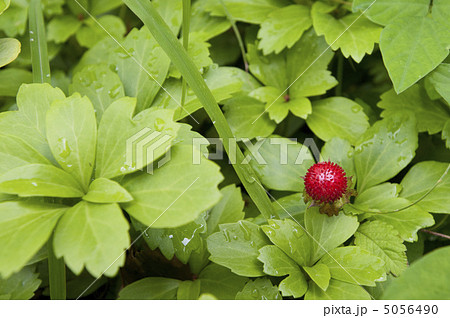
[181, 0, 191, 108]
[29, 0, 66, 300]
[421, 229, 450, 240]
[123, 0, 277, 220]
[219, 0, 248, 72]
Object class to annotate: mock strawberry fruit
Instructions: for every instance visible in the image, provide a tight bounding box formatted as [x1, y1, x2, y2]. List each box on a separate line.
[303, 161, 355, 216]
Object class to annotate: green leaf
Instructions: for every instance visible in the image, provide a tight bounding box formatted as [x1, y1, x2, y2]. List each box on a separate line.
[318, 246, 385, 287]
[0, 266, 41, 300]
[190, 1, 230, 41]
[207, 220, 269, 277]
[90, 0, 122, 16]
[352, 0, 430, 26]
[378, 85, 449, 134]
[305, 279, 371, 300]
[261, 219, 311, 267]
[382, 246, 450, 300]
[110, 27, 170, 112]
[47, 15, 82, 43]
[76, 15, 126, 48]
[427, 63, 450, 104]
[354, 115, 418, 193]
[0, 83, 65, 160]
[134, 212, 207, 264]
[206, 184, 245, 235]
[0, 68, 32, 97]
[199, 264, 249, 300]
[153, 0, 182, 35]
[312, 2, 382, 63]
[95, 97, 180, 179]
[443, 120, 450, 148]
[257, 245, 307, 298]
[119, 277, 180, 300]
[305, 207, 359, 264]
[177, 280, 201, 300]
[0, 0, 10, 15]
[0, 0, 27, 36]
[307, 97, 370, 145]
[54, 201, 130, 277]
[380, 16, 449, 93]
[122, 145, 223, 228]
[0, 164, 85, 198]
[83, 178, 133, 203]
[303, 263, 331, 291]
[46, 93, 97, 191]
[223, 96, 276, 139]
[257, 4, 312, 55]
[203, 0, 290, 24]
[354, 220, 407, 276]
[69, 64, 125, 123]
[0, 200, 66, 278]
[272, 193, 307, 224]
[235, 278, 281, 300]
[0, 134, 51, 175]
[400, 161, 450, 214]
[433, 0, 450, 30]
[321, 137, 356, 180]
[246, 136, 315, 192]
[0, 38, 21, 67]
[168, 38, 213, 78]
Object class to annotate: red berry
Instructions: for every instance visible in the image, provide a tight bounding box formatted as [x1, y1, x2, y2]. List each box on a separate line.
[304, 161, 347, 203]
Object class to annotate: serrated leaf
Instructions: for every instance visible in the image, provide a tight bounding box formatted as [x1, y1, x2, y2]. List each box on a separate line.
[207, 220, 269, 277]
[261, 219, 311, 267]
[235, 278, 281, 300]
[427, 63, 450, 104]
[168, 38, 212, 78]
[354, 115, 418, 192]
[122, 145, 223, 228]
[0, 38, 21, 68]
[0, 266, 41, 300]
[312, 2, 382, 63]
[257, 245, 307, 298]
[318, 246, 385, 287]
[223, 96, 276, 139]
[0, 164, 85, 198]
[110, 27, 170, 112]
[400, 161, 450, 214]
[119, 277, 180, 300]
[378, 85, 449, 134]
[305, 207, 359, 264]
[95, 97, 180, 179]
[0, 200, 66, 278]
[47, 15, 82, 43]
[305, 279, 371, 300]
[380, 16, 449, 93]
[54, 201, 130, 277]
[0, 134, 51, 175]
[303, 263, 331, 291]
[246, 136, 315, 192]
[70, 64, 125, 123]
[83, 178, 133, 203]
[203, 0, 289, 24]
[0, 83, 65, 160]
[307, 97, 370, 145]
[46, 93, 97, 191]
[354, 220, 407, 276]
[190, 1, 230, 41]
[199, 264, 249, 300]
[134, 213, 207, 264]
[257, 4, 312, 55]
[382, 246, 450, 300]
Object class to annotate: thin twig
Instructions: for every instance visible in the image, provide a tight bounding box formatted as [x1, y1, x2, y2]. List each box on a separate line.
[421, 229, 450, 240]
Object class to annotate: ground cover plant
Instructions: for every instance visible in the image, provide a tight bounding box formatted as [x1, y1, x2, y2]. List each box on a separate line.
[0, 0, 449, 300]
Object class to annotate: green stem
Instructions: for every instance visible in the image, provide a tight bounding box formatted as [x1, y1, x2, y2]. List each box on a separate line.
[123, 0, 276, 220]
[181, 0, 191, 108]
[29, 0, 66, 300]
[219, 0, 248, 72]
[335, 53, 344, 96]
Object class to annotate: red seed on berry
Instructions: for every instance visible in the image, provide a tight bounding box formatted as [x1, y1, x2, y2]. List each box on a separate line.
[304, 161, 347, 203]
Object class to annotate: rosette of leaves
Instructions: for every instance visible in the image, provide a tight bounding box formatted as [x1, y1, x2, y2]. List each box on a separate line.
[0, 82, 224, 282]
